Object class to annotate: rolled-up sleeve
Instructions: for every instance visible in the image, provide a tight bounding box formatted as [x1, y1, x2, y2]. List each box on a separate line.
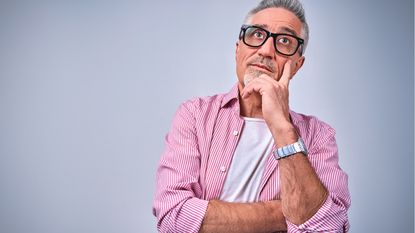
[152, 102, 208, 233]
[287, 125, 351, 232]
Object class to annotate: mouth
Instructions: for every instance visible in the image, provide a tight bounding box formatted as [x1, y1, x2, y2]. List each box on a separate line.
[250, 63, 273, 73]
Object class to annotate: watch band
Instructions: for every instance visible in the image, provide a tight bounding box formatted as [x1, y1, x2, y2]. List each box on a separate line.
[273, 137, 308, 160]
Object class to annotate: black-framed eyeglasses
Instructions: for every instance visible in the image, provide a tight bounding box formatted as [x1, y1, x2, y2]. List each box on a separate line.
[239, 24, 304, 56]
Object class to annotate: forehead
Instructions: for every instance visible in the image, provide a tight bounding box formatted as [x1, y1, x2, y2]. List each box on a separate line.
[248, 8, 303, 36]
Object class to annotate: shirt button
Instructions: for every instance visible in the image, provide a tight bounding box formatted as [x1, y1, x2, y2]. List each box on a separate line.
[232, 130, 239, 136]
[220, 166, 226, 172]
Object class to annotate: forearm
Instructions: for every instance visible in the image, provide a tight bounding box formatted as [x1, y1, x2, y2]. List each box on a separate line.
[280, 153, 328, 225]
[272, 125, 328, 225]
[199, 199, 287, 233]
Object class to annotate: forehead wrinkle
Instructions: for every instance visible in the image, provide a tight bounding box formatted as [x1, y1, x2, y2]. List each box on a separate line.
[279, 27, 298, 36]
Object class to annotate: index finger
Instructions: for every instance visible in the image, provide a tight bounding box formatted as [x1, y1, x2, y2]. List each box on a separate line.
[279, 60, 293, 86]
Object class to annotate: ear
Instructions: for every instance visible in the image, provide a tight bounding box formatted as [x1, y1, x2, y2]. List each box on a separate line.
[235, 41, 240, 61]
[290, 56, 305, 79]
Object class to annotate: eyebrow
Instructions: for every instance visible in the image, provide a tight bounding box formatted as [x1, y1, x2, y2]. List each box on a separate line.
[279, 27, 299, 37]
[252, 24, 299, 37]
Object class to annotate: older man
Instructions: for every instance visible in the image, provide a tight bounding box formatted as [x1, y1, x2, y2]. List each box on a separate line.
[153, 0, 351, 232]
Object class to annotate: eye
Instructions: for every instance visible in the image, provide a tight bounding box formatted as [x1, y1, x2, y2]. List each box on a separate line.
[253, 30, 265, 39]
[246, 28, 266, 39]
[278, 37, 291, 45]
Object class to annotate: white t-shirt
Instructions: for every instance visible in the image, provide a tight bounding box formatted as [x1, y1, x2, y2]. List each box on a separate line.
[219, 117, 274, 202]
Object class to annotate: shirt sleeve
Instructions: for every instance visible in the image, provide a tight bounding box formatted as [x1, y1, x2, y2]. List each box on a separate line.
[287, 125, 351, 232]
[152, 102, 209, 233]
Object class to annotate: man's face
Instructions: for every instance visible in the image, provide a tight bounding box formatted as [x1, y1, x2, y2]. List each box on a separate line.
[236, 8, 305, 86]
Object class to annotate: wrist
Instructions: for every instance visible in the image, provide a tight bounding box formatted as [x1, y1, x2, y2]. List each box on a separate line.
[274, 137, 308, 160]
[270, 123, 298, 147]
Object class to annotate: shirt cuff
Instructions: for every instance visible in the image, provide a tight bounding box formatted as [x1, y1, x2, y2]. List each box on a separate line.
[286, 195, 349, 232]
[176, 197, 209, 233]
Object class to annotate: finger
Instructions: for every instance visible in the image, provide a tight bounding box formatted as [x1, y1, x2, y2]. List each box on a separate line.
[258, 74, 287, 94]
[241, 82, 260, 98]
[242, 84, 260, 98]
[241, 78, 268, 98]
[258, 73, 278, 84]
[279, 60, 293, 86]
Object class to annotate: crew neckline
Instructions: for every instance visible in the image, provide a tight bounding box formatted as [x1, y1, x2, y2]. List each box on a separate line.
[242, 117, 265, 122]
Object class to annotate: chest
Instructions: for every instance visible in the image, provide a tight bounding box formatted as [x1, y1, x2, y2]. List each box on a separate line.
[196, 108, 281, 201]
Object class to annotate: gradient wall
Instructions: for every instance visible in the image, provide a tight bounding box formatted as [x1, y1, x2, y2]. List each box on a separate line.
[0, 0, 413, 232]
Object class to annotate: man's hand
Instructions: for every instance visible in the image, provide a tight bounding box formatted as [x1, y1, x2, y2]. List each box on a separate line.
[240, 60, 294, 133]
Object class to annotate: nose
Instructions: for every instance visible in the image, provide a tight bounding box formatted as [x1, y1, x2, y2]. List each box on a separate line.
[257, 36, 275, 58]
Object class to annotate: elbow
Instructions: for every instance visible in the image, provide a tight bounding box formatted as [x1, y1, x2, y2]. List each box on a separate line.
[285, 194, 350, 232]
[282, 188, 329, 225]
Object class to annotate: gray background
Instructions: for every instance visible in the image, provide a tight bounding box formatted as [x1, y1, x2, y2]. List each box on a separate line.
[0, 0, 413, 232]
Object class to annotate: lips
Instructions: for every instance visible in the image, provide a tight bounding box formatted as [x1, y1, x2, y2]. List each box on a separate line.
[250, 63, 272, 73]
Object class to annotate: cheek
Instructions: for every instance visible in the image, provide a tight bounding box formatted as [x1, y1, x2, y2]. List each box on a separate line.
[237, 52, 252, 69]
[237, 45, 255, 61]
[236, 52, 247, 70]
[236, 51, 250, 80]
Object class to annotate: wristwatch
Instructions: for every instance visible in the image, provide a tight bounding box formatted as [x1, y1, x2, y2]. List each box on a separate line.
[273, 137, 308, 160]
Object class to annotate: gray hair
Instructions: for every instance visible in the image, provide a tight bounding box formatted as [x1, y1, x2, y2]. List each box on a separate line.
[244, 0, 309, 55]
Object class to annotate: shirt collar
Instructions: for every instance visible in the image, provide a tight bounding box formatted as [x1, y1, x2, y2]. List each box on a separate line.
[221, 83, 240, 108]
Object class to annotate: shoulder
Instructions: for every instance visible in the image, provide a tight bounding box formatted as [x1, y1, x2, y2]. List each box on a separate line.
[290, 110, 336, 152]
[290, 111, 335, 135]
[178, 92, 227, 115]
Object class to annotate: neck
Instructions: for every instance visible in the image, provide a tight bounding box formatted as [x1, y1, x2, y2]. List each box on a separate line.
[240, 92, 263, 118]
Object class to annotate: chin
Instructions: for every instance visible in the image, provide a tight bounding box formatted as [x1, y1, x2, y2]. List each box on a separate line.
[248, 68, 265, 77]
[243, 71, 262, 86]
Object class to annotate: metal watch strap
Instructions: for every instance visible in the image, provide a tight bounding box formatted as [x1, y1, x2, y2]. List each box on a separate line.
[273, 137, 308, 160]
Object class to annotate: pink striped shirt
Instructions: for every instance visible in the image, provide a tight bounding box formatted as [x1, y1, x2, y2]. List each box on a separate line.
[153, 84, 351, 233]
